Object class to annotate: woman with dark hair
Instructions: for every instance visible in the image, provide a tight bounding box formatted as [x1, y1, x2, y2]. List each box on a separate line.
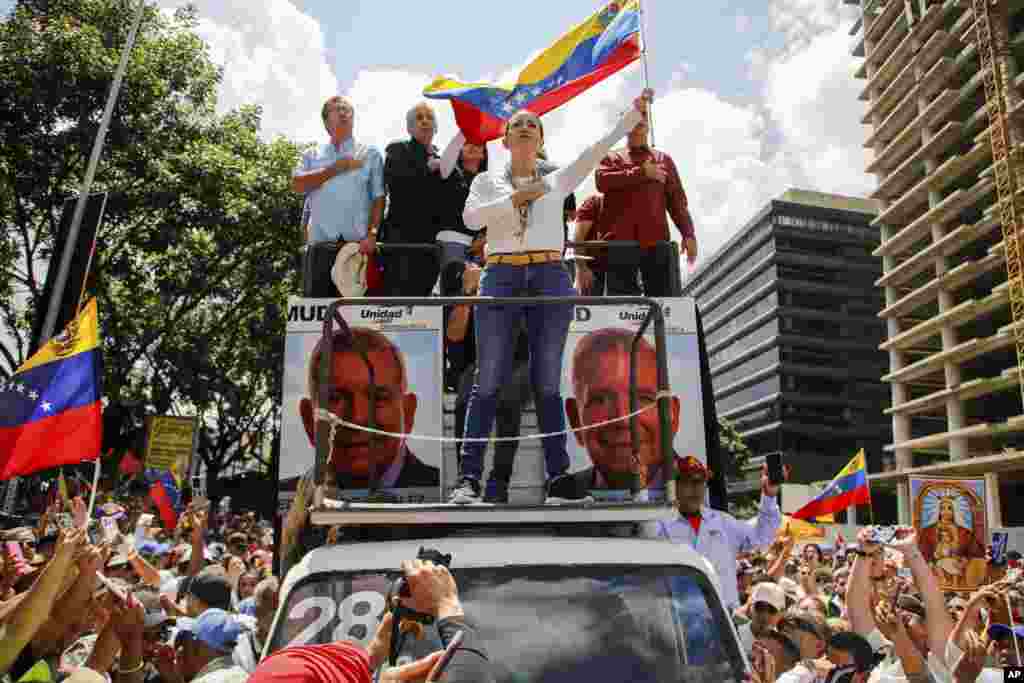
[437, 139, 489, 270]
[448, 89, 652, 504]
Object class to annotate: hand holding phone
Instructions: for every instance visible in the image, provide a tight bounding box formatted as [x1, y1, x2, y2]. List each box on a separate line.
[427, 629, 464, 682]
[765, 453, 785, 486]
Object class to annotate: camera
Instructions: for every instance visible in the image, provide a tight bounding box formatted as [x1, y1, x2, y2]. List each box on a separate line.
[383, 547, 453, 667]
[866, 525, 896, 545]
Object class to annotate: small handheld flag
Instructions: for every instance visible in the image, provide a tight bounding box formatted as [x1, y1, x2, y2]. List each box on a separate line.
[791, 450, 870, 522]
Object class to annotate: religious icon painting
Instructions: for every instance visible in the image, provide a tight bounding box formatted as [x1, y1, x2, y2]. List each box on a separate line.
[909, 476, 988, 591]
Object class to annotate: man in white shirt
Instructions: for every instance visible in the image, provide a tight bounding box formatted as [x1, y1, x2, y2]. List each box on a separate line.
[645, 455, 783, 612]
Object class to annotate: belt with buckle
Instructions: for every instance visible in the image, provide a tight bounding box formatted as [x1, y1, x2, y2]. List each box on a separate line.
[485, 251, 562, 266]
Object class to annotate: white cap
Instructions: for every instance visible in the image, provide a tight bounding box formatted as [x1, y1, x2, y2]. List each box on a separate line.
[331, 243, 367, 298]
[751, 582, 786, 611]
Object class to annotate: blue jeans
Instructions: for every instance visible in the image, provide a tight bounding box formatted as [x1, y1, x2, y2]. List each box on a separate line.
[460, 262, 574, 482]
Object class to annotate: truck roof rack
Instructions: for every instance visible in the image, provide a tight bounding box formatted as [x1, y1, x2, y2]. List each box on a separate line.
[310, 499, 672, 527]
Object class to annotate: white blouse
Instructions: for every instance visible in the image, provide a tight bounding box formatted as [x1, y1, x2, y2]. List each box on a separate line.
[463, 108, 644, 256]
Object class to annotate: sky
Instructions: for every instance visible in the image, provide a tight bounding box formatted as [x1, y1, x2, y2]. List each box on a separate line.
[2, 0, 875, 266]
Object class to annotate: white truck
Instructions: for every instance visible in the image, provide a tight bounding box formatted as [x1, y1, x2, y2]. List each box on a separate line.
[263, 505, 749, 683]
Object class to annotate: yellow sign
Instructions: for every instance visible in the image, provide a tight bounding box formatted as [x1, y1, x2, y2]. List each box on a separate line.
[778, 516, 826, 541]
[145, 416, 196, 474]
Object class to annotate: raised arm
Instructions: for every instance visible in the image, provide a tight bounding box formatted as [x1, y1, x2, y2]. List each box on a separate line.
[440, 132, 466, 180]
[886, 528, 956, 662]
[0, 529, 83, 674]
[846, 529, 879, 637]
[554, 107, 644, 196]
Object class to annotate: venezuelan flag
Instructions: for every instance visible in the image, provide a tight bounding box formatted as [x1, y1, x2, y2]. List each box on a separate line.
[791, 450, 871, 522]
[0, 299, 102, 479]
[424, 0, 642, 143]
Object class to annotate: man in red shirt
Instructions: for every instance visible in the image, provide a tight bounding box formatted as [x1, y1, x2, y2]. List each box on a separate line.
[595, 110, 698, 296]
[569, 194, 609, 295]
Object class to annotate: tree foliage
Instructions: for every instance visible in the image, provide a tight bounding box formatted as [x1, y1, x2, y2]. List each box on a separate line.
[0, 0, 306, 481]
[718, 417, 759, 519]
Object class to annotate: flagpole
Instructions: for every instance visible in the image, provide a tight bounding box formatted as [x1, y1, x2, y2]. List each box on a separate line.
[85, 456, 103, 525]
[637, 0, 656, 147]
[38, 0, 147, 346]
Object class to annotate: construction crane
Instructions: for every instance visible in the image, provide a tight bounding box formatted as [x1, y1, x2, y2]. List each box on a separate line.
[973, 0, 1024, 407]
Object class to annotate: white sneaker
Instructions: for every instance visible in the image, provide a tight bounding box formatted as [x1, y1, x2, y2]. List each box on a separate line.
[448, 478, 482, 505]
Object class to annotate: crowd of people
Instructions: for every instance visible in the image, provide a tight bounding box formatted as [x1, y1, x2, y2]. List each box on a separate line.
[731, 527, 1024, 683]
[0, 491, 278, 683]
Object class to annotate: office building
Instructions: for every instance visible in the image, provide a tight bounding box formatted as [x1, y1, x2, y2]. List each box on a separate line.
[682, 189, 892, 492]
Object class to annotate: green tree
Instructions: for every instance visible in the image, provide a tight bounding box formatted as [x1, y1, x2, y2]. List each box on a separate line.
[718, 417, 759, 519]
[0, 0, 305, 482]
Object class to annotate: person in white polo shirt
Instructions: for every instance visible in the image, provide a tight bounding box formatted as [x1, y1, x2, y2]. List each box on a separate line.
[645, 455, 784, 612]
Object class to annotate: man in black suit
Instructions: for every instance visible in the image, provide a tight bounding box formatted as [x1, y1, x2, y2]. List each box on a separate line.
[552, 327, 680, 500]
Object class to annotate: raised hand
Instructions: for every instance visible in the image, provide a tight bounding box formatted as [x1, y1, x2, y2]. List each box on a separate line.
[399, 559, 462, 620]
[71, 497, 87, 528]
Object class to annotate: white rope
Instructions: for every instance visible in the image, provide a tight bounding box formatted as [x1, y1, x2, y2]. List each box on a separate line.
[314, 390, 674, 443]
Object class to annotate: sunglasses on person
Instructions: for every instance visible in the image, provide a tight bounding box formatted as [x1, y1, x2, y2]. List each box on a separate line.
[754, 602, 780, 615]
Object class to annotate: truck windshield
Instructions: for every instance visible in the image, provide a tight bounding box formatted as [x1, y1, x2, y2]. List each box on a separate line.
[269, 565, 745, 683]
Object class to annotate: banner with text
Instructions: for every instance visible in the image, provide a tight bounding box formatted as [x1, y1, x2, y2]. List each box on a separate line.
[144, 415, 196, 479]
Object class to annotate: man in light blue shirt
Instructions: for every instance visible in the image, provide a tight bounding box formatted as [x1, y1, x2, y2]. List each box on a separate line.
[293, 96, 385, 294]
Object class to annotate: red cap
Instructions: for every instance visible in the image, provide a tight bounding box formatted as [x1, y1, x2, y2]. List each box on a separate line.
[674, 455, 711, 480]
[249, 642, 371, 683]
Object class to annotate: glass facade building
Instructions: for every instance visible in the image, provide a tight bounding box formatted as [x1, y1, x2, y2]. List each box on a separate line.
[682, 190, 892, 491]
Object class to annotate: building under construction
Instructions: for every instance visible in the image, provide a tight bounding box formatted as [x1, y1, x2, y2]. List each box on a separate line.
[846, 0, 1024, 529]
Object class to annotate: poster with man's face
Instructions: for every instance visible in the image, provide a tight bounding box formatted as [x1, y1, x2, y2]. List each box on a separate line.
[560, 298, 708, 501]
[277, 298, 443, 510]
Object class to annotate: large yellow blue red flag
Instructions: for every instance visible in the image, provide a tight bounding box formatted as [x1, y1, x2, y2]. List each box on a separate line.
[0, 299, 102, 479]
[423, 0, 642, 144]
[791, 450, 871, 522]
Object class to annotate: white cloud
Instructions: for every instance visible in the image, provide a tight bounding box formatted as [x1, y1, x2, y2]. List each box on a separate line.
[760, 4, 873, 197]
[162, 0, 875, 270]
[156, 0, 338, 142]
[768, 0, 859, 53]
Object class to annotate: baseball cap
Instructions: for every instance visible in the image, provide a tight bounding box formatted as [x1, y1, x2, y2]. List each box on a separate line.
[175, 609, 241, 654]
[988, 624, 1024, 640]
[248, 642, 371, 683]
[778, 576, 803, 600]
[187, 571, 233, 610]
[674, 455, 711, 480]
[751, 582, 786, 612]
[828, 631, 875, 672]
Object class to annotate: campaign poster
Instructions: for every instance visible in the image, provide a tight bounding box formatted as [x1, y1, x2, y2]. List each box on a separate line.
[277, 298, 444, 517]
[909, 476, 989, 591]
[557, 298, 707, 503]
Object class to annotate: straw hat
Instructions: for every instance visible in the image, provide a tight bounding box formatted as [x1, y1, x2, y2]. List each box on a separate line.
[331, 243, 367, 298]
